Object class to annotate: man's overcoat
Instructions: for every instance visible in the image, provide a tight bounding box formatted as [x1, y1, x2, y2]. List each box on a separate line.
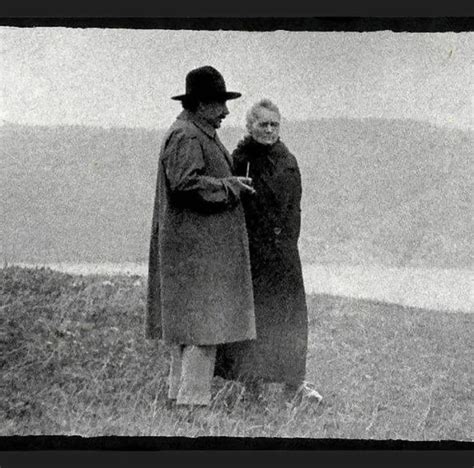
[146, 111, 256, 346]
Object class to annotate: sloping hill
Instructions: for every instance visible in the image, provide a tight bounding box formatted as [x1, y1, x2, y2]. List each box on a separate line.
[285, 118, 472, 267]
[1, 124, 164, 263]
[1, 119, 471, 267]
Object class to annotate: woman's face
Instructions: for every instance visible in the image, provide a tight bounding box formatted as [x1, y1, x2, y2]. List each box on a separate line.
[249, 107, 280, 145]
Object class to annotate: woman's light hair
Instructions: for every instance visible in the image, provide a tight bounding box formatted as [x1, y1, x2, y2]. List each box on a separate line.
[246, 99, 281, 132]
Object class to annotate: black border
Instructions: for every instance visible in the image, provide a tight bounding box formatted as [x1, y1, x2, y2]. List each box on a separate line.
[1, 5, 473, 468]
[0, 0, 473, 18]
[1, 436, 472, 450]
[1, 448, 474, 468]
[0, 17, 473, 31]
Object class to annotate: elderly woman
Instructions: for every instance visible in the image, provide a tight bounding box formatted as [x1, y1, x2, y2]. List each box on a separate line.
[216, 99, 322, 404]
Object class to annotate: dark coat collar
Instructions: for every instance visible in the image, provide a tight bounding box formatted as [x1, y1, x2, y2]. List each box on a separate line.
[235, 135, 282, 154]
[234, 135, 296, 169]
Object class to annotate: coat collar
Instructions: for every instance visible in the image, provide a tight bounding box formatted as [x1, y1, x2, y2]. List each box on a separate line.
[177, 110, 233, 168]
[234, 136, 297, 169]
[178, 110, 216, 139]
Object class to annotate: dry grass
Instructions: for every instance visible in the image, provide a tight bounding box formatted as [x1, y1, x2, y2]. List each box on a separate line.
[1, 266, 472, 439]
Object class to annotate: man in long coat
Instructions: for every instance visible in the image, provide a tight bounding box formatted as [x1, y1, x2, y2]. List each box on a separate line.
[146, 66, 256, 407]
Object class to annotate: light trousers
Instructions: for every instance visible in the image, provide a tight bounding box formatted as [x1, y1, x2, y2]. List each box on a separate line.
[168, 344, 217, 406]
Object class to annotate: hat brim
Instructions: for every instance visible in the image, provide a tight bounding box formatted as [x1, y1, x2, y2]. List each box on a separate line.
[171, 91, 242, 101]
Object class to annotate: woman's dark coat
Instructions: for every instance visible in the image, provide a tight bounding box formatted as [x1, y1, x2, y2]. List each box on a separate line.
[215, 136, 308, 386]
[146, 111, 256, 346]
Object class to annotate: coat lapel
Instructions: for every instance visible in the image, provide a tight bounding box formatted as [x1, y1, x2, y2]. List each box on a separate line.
[215, 134, 233, 170]
[185, 112, 233, 171]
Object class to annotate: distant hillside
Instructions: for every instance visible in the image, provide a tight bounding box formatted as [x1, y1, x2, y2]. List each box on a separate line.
[1, 119, 472, 268]
[283, 118, 472, 267]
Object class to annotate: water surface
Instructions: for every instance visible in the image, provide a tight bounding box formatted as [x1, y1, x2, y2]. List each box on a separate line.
[10, 261, 473, 313]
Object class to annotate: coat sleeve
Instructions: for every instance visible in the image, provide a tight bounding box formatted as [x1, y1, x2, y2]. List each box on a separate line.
[163, 131, 243, 213]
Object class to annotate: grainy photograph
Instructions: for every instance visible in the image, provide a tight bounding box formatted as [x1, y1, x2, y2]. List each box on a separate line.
[1, 24, 472, 440]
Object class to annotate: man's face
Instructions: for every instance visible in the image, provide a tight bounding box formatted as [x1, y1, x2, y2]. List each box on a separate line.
[249, 107, 280, 145]
[197, 100, 229, 129]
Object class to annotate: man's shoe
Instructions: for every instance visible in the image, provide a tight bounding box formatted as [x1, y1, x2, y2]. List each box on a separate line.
[285, 381, 323, 405]
[298, 381, 323, 403]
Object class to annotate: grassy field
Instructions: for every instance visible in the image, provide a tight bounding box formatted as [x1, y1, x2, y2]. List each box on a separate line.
[1, 266, 472, 439]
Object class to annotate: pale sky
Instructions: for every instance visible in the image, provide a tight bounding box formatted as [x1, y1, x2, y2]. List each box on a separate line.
[1, 28, 472, 130]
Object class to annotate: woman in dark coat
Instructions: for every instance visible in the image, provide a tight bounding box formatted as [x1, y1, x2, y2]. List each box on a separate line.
[216, 99, 322, 403]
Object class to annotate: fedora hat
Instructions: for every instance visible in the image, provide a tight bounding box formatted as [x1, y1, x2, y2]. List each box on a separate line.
[171, 66, 241, 102]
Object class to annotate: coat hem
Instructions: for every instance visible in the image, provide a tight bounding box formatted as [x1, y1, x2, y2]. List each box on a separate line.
[162, 334, 257, 347]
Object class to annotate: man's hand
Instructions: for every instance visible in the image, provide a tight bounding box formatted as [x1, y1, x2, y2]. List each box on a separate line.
[234, 176, 256, 195]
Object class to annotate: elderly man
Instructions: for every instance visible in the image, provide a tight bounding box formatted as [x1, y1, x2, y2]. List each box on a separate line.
[146, 66, 256, 407]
